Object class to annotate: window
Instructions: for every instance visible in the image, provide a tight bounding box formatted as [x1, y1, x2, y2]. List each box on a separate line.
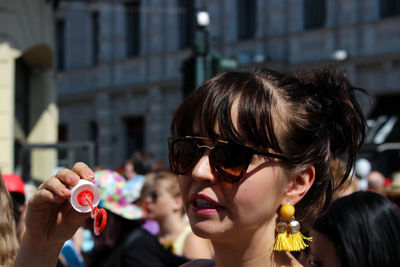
[303, 0, 326, 29]
[14, 58, 30, 170]
[125, 1, 141, 57]
[56, 19, 65, 70]
[15, 58, 30, 136]
[58, 124, 68, 142]
[380, 0, 400, 18]
[237, 0, 256, 40]
[124, 116, 144, 159]
[92, 11, 99, 65]
[58, 124, 68, 160]
[89, 121, 99, 166]
[177, 0, 194, 49]
[363, 94, 400, 176]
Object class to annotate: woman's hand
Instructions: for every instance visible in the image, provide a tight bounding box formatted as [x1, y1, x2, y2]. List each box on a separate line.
[25, 162, 95, 245]
[15, 162, 95, 267]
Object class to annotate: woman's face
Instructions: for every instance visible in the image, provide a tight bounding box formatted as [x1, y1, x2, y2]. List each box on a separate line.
[177, 101, 286, 242]
[300, 229, 341, 267]
[144, 180, 180, 221]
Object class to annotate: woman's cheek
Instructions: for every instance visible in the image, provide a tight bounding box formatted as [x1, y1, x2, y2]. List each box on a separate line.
[178, 175, 191, 200]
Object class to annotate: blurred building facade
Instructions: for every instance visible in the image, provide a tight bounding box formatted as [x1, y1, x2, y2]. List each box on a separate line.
[56, 0, 400, 174]
[0, 0, 58, 182]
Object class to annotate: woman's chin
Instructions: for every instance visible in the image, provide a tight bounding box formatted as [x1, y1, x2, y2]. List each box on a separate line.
[189, 219, 229, 240]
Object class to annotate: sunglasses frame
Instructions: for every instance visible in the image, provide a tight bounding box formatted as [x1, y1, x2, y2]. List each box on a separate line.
[168, 136, 292, 183]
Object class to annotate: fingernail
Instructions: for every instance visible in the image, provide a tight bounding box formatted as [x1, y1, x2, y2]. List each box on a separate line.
[86, 172, 95, 180]
[61, 188, 71, 196]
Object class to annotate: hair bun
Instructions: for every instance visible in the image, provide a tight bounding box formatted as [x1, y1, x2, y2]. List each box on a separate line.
[294, 68, 366, 156]
[295, 68, 352, 111]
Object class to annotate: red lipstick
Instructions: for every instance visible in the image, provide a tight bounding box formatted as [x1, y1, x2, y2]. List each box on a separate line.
[190, 193, 224, 214]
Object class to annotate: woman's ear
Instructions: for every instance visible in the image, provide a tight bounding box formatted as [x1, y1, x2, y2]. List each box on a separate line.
[282, 165, 315, 205]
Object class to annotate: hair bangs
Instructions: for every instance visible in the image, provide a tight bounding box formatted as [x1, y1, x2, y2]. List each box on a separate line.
[171, 77, 238, 140]
[172, 70, 282, 151]
[235, 76, 282, 152]
[172, 72, 247, 141]
[195, 74, 243, 140]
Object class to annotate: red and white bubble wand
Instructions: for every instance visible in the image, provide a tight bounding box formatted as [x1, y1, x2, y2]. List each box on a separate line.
[69, 180, 107, 235]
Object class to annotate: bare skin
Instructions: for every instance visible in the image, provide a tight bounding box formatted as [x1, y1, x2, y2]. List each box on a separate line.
[145, 179, 213, 259]
[15, 162, 94, 267]
[177, 100, 315, 267]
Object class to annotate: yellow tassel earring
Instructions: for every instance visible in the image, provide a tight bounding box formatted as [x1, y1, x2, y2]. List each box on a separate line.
[273, 204, 312, 251]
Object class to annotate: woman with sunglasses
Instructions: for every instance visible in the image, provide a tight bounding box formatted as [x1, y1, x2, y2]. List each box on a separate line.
[168, 67, 366, 267]
[15, 67, 366, 267]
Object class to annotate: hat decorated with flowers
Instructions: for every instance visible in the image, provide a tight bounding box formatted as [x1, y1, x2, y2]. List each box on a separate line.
[93, 169, 144, 220]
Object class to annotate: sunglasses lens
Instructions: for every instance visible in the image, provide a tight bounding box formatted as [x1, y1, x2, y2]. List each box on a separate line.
[151, 191, 158, 201]
[170, 139, 200, 174]
[169, 137, 254, 183]
[212, 144, 252, 183]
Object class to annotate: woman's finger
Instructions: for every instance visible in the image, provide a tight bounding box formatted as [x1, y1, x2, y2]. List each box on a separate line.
[38, 176, 72, 200]
[71, 162, 95, 181]
[32, 186, 66, 205]
[54, 168, 81, 187]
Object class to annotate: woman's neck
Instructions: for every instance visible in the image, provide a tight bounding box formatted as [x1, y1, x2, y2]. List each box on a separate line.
[210, 226, 299, 267]
[213, 240, 272, 267]
[213, 247, 298, 267]
[157, 213, 186, 243]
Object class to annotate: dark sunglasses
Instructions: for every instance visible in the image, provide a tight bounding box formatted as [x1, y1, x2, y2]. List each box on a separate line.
[147, 191, 159, 202]
[168, 136, 292, 183]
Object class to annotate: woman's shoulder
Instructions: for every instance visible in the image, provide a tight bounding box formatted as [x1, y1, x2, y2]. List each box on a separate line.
[272, 251, 304, 267]
[180, 259, 215, 267]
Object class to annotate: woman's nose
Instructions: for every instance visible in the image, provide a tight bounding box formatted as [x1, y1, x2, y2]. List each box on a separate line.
[143, 196, 151, 205]
[191, 150, 217, 184]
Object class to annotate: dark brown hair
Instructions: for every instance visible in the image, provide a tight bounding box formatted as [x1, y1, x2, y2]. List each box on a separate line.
[312, 191, 400, 267]
[171, 67, 366, 225]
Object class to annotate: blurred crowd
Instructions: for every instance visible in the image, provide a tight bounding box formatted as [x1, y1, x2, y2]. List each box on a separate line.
[1, 153, 400, 267]
[56, 152, 214, 267]
[297, 159, 400, 267]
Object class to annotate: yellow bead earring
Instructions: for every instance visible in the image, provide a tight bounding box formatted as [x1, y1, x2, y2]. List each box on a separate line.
[273, 204, 312, 251]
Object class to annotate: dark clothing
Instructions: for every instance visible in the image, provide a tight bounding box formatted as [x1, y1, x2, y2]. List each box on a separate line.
[88, 228, 188, 267]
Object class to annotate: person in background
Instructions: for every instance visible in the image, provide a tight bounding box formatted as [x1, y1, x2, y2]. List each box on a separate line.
[59, 229, 85, 267]
[2, 173, 27, 242]
[331, 159, 359, 199]
[15, 67, 367, 267]
[144, 171, 214, 259]
[123, 158, 146, 204]
[301, 191, 400, 267]
[85, 169, 188, 267]
[367, 170, 385, 193]
[0, 174, 19, 266]
[137, 171, 160, 235]
[382, 171, 400, 210]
